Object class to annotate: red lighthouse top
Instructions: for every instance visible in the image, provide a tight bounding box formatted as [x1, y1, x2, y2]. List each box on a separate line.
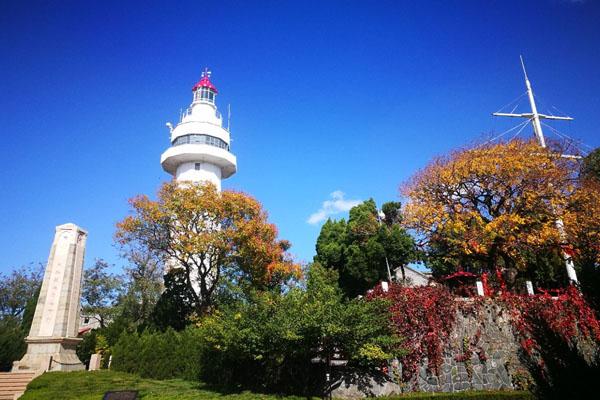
[192, 68, 218, 93]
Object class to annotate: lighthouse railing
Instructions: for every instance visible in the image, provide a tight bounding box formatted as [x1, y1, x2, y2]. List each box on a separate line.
[180, 107, 222, 122]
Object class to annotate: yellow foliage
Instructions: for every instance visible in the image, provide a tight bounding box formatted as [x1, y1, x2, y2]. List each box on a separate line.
[402, 139, 581, 271]
[563, 178, 600, 264]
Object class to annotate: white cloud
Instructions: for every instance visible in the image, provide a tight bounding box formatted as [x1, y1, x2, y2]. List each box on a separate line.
[307, 190, 361, 225]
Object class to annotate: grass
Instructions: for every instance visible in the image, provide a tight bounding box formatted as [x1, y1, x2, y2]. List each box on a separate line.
[20, 371, 308, 400]
[20, 370, 534, 400]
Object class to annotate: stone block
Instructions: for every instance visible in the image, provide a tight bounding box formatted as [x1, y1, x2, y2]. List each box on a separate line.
[89, 353, 102, 371]
[441, 363, 452, 374]
[426, 375, 439, 386]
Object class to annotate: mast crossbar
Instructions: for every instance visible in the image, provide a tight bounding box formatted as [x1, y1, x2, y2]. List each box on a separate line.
[492, 112, 573, 121]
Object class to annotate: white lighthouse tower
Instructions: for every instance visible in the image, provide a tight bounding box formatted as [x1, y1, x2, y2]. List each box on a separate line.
[161, 69, 236, 189]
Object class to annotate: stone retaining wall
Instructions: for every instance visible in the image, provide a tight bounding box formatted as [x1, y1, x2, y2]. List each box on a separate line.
[332, 301, 530, 398]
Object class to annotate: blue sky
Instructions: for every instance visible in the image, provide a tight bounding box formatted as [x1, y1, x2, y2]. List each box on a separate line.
[1, 0, 599, 274]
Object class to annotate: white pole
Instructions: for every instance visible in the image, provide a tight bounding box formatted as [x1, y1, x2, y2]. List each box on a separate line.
[227, 104, 231, 132]
[525, 281, 534, 295]
[476, 281, 485, 296]
[520, 56, 546, 148]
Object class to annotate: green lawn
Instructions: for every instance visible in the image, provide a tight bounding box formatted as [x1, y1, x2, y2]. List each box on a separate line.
[20, 371, 308, 400]
[20, 370, 533, 400]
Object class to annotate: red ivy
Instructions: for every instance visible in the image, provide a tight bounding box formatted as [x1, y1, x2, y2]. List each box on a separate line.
[501, 285, 600, 357]
[454, 329, 488, 364]
[370, 285, 457, 381]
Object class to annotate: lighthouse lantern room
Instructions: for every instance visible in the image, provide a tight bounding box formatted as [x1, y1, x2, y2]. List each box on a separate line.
[160, 68, 237, 190]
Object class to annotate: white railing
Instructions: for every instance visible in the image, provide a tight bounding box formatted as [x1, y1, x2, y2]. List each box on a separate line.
[180, 107, 222, 122]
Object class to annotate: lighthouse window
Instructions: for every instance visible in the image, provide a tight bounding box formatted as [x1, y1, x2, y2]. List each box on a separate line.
[172, 134, 229, 150]
[198, 87, 215, 102]
[195, 163, 201, 170]
[194, 88, 215, 103]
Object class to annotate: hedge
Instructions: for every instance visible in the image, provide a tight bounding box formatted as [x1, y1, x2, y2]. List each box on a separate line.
[111, 327, 203, 380]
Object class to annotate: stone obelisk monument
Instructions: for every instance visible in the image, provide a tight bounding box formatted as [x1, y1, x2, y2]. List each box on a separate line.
[13, 223, 87, 372]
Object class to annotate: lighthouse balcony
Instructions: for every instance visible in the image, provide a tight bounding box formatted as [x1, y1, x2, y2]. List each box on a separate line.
[181, 106, 223, 124]
[172, 134, 229, 150]
[161, 144, 237, 178]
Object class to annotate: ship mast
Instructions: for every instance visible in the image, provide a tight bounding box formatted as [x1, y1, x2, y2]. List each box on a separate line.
[493, 56, 574, 148]
[492, 56, 579, 284]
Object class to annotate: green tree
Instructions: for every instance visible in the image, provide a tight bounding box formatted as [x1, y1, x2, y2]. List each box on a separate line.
[582, 147, 600, 181]
[81, 259, 125, 328]
[315, 199, 416, 297]
[0, 264, 41, 371]
[119, 250, 163, 326]
[0, 264, 42, 320]
[149, 269, 196, 331]
[0, 320, 25, 371]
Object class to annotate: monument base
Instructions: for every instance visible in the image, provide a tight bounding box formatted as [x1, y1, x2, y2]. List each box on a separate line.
[12, 337, 85, 372]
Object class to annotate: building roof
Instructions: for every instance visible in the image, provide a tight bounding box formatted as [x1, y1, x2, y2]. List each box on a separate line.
[192, 69, 218, 93]
[441, 271, 478, 281]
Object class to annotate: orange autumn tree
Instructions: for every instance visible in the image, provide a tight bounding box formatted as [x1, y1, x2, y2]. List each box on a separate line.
[563, 169, 600, 311]
[564, 178, 600, 263]
[115, 181, 301, 315]
[402, 139, 580, 284]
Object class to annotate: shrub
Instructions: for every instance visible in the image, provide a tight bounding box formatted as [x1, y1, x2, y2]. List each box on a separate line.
[76, 329, 97, 368]
[111, 327, 203, 380]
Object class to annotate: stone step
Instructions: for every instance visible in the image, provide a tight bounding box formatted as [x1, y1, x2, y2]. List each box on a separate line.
[0, 373, 36, 400]
[0, 385, 29, 391]
[0, 384, 29, 388]
[0, 381, 30, 386]
[0, 374, 35, 379]
[0, 379, 32, 384]
[0, 376, 34, 380]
